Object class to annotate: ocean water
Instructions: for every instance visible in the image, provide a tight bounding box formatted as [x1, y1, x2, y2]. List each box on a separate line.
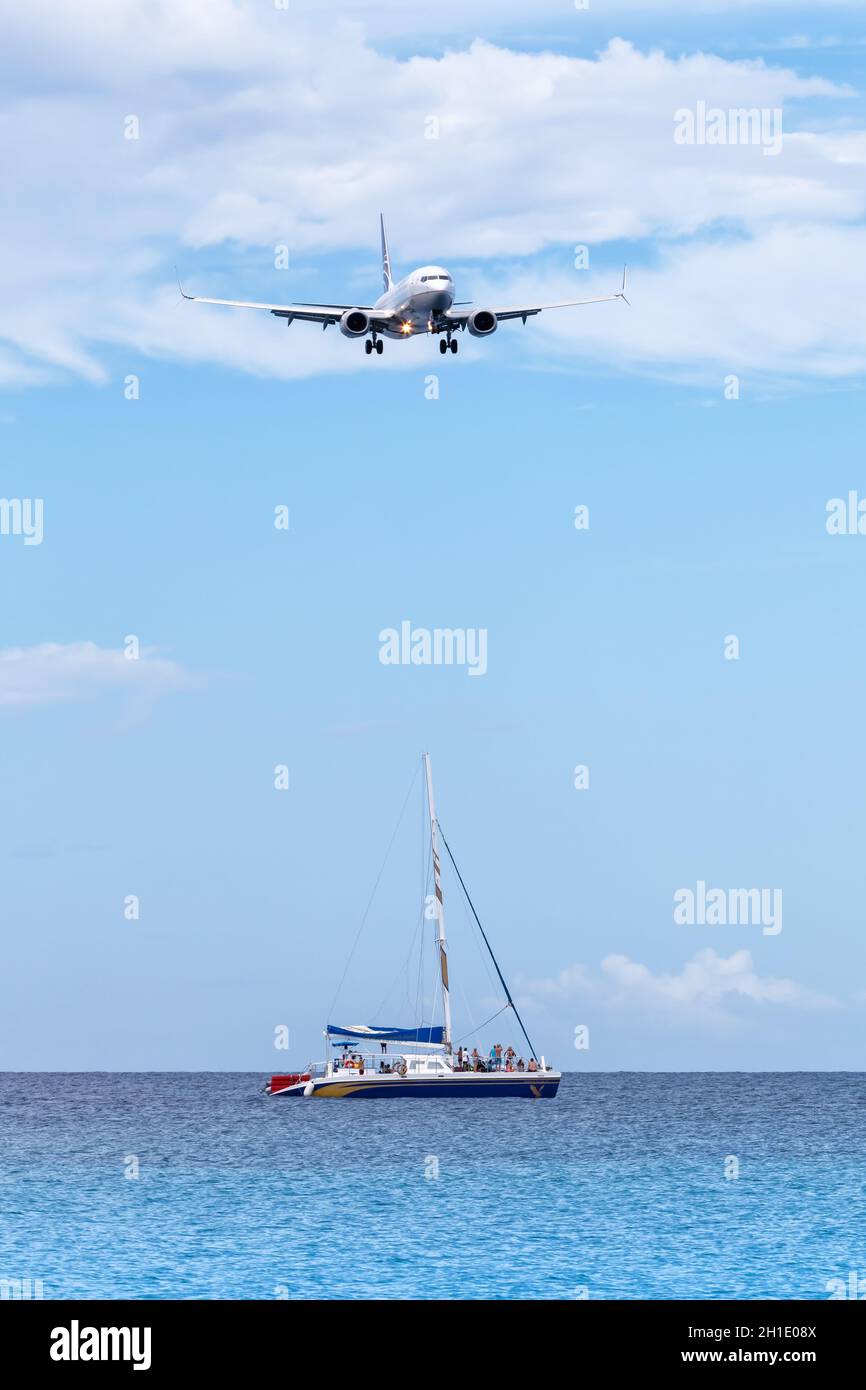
[1, 1072, 864, 1300]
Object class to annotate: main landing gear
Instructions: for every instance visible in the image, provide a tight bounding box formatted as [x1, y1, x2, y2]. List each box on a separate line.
[365, 337, 383, 355]
[439, 337, 458, 355]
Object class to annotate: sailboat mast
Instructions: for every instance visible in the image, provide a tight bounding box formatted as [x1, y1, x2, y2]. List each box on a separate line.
[423, 752, 452, 1054]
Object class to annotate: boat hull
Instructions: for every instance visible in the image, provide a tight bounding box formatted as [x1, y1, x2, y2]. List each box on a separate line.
[271, 1073, 560, 1099]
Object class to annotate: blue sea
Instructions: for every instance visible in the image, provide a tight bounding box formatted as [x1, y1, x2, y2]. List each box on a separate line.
[1, 1073, 864, 1300]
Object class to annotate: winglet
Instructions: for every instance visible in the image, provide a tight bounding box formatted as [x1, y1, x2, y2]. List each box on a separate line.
[617, 265, 630, 307]
[175, 266, 194, 301]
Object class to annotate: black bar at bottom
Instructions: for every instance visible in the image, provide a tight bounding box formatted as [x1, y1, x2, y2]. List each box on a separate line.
[3, 1297, 860, 1374]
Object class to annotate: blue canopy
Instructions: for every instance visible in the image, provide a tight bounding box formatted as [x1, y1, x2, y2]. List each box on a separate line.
[327, 1024, 445, 1045]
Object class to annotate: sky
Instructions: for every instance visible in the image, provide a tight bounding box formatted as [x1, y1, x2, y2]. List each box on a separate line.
[1, 0, 865, 1071]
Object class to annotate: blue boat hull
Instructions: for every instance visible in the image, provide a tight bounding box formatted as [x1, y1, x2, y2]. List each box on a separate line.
[273, 1076, 560, 1099]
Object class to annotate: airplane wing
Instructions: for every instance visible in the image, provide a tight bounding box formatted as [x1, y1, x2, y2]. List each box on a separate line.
[445, 267, 629, 326]
[179, 287, 396, 328]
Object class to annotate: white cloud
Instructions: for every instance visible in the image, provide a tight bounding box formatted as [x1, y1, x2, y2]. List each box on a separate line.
[518, 947, 840, 1023]
[0, 3, 864, 383]
[485, 223, 866, 380]
[0, 641, 190, 709]
[599, 948, 838, 1009]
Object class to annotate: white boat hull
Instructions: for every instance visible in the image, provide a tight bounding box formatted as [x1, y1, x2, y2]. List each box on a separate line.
[269, 1070, 561, 1099]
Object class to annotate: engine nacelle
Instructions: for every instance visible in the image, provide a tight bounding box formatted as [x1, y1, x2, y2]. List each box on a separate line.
[466, 308, 497, 337]
[339, 308, 371, 338]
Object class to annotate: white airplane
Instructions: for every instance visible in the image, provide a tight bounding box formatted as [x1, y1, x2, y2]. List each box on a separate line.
[181, 215, 628, 356]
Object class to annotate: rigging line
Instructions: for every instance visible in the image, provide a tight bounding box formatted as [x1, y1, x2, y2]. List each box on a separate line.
[455, 860, 503, 998]
[412, 919, 425, 1024]
[429, 920, 443, 1035]
[451, 910, 482, 1041]
[410, 845, 432, 1024]
[412, 880, 426, 1022]
[423, 859, 442, 1036]
[374, 841, 431, 1021]
[437, 823, 540, 1063]
[372, 794, 431, 1021]
[453, 1003, 510, 1047]
[370, 897, 425, 1021]
[326, 759, 421, 1023]
[450, 875, 498, 1041]
[425, 873, 438, 1030]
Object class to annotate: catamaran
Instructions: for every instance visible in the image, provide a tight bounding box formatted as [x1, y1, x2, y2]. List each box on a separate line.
[267, 755, 560, 1099]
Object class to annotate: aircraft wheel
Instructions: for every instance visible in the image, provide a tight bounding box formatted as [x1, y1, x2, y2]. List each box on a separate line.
[439, 339, 447, 354]
[376, 339, 383, 354]
[450, 339, 458, 354]
[365, 340, 373, 355]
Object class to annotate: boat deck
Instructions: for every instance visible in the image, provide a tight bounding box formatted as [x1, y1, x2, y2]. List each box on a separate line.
[270, 1052, 560, 1098]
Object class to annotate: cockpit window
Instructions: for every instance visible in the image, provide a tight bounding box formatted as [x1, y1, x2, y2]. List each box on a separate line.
[421, 274, 451, 283]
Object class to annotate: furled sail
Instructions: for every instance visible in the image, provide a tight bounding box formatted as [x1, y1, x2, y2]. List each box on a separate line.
[326, 1024, 445, 1045]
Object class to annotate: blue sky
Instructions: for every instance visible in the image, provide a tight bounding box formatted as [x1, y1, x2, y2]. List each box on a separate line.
[1, 1, 865, 1070]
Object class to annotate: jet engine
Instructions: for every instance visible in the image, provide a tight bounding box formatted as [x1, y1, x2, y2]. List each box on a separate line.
[466, 308, 497, 337]
[339, 309, 371, 338]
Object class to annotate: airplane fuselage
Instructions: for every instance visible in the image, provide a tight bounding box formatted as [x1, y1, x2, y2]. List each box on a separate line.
[373, 264, 454, 338]
[183, 216, 627, 357]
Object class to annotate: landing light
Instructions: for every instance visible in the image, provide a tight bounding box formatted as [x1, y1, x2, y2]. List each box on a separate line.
[400, 321, 413, 335]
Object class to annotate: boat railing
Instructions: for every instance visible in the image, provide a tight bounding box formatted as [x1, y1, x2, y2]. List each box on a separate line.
[304, 1052, 558, 1078]
[325, 1052, 557, 1076]
[326, 1050, 452, 1077]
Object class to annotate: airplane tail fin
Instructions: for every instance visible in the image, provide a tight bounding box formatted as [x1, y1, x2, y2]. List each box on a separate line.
[379, 213, 393, 292]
